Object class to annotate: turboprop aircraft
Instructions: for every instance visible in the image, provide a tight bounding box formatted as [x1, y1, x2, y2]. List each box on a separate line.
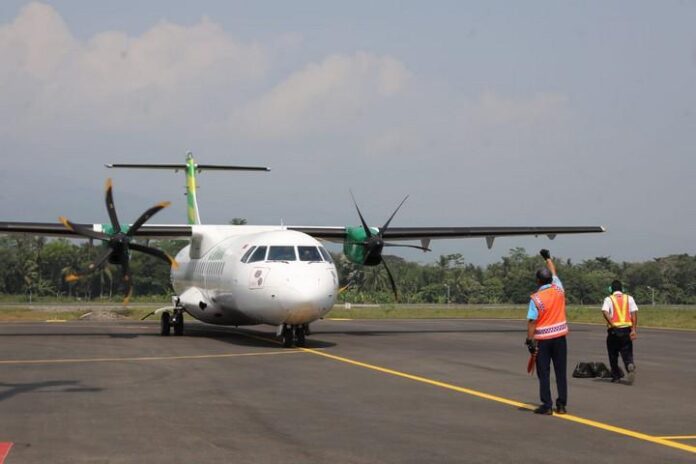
[0, 152, 605, 347]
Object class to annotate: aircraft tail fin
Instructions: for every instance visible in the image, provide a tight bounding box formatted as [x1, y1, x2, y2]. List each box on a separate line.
[106, 152, 270, 225]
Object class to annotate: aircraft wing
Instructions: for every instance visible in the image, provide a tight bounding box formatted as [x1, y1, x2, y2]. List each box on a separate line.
[289, 225, 606, 248]
[0, 222, 193, 239]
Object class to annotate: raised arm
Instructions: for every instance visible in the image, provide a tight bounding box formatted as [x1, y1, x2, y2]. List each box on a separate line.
[540, 249, 557, 276]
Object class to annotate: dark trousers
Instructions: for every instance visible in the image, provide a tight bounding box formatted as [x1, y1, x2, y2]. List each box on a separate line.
[535, 336, 567, 409]
[607, 327, 634, 379]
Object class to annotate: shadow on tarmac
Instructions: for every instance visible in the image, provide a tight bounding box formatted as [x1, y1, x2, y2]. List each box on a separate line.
[0, 380, 102, 402]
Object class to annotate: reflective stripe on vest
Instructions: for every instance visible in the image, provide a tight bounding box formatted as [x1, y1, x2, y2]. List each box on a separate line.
[609, 293, 633, 328]
[531, 285, 568, 340]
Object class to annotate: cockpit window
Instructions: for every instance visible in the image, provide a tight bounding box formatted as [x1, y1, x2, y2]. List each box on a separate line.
[318, 246, 333, 263]
[248, 246, 267, 263]
[268, 246, 296, 261]
[298, 246, 322, 262]
[241, 246, 256, 263]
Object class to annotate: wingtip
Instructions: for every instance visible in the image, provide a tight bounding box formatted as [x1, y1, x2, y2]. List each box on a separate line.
[58, 216, 73, 231]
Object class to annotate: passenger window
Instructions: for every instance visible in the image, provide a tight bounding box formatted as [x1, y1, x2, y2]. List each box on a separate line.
[248, 246, 267, 263]
[318, 246, 333, 263]
[268, 246, 296, 261]
[241, 246, 256, 263]
[298, 246, 322, 262]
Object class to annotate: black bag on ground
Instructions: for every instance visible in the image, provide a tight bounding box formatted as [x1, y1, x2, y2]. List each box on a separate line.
[572, 362, 594, 378]
[590, 362, 612, 378]
[573, 361, 614, 378]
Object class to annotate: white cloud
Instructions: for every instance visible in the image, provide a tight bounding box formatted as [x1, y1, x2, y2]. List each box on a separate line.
[230, 52, 411, 138]
[0, 2, 268, 133]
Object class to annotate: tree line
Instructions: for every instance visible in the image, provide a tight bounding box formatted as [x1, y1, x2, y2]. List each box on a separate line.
[1, 236, 694, 305]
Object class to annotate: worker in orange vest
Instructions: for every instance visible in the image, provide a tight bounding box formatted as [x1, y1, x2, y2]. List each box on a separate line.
[602, 280, 638, 384]
[525, 249, 568, 415]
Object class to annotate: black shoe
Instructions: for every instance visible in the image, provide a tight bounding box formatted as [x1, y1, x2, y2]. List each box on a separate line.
[555, 405, 567, 415]
[610, 377, 621, 383]
[533, 406, 553, 415]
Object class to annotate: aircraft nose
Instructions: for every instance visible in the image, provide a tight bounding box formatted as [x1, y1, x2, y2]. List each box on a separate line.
[279, 270, 336, 323]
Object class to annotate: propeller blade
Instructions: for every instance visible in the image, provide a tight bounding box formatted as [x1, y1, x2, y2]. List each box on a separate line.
[338, 283, 353, 294]
[122, 265, 133, 306]
[128, 201, 171, 236]
[383, 242, 431, 252]
[350, 191, 372, 238]
[64, 248, 114, 282]
[58, 216, 109, 241]
[105, 178, 122, 233]
[129, 243, 179, 269]
[379, 195, 409, 236]
[381, 259, 399, 301]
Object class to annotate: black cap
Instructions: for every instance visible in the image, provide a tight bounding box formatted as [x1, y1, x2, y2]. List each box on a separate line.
[536, 268, 553, 285]
[611, 280, 623, 292]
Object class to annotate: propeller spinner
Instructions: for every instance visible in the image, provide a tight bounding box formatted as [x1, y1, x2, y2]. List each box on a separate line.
[60, 178, 178, 304]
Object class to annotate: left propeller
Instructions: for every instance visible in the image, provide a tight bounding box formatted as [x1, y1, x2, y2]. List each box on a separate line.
[60, 178, 179, 304]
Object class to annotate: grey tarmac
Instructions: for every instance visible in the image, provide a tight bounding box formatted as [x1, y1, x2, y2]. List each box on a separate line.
[0, 318, 694, 463]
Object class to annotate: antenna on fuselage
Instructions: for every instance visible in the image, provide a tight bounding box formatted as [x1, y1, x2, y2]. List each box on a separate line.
[106, 152, 270, 224]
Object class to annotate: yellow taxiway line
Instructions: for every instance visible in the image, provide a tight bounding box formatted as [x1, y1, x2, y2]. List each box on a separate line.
[0, 349, 302, 365]
[656, 435, 696, 440]
[298, 346, 696, 455]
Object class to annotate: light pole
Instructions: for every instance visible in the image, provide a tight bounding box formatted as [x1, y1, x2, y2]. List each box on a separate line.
[647, 286, 655, 306]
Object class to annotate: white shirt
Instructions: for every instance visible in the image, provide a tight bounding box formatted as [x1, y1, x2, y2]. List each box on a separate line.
[601, 291, 639, 319]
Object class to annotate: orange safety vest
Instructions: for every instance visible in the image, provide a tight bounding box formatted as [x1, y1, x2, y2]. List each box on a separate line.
[531, 284, 568, 340]
[608, 293, 633, 328]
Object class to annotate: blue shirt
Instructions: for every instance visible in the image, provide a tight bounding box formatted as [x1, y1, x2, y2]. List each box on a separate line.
[527, 276, 563, 321]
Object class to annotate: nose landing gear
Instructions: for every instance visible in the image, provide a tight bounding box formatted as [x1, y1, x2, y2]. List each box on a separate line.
[279, 324, 310, 348]
[160, 307, 185, 336]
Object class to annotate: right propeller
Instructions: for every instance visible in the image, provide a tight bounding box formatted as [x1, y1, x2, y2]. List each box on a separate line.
[60, 178, 178, 304]
[345, 192, 430, 300]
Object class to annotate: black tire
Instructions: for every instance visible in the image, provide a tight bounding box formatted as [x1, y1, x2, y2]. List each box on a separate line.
[281, 327, 294, 348]
[295, 327, 306, 347]
[173, 312, 184, 336]
[160, 312, 171, 336]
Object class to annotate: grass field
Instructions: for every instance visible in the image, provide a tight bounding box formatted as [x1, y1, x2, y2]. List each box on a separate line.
[327, 304, 696, 329]
[1, 303, 695, 329]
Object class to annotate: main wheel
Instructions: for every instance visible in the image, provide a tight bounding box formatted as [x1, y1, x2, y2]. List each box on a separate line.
[295, 327, 306, 347]
[173, 312, 184, 336]
[281, 326, 294, 348]
[160, 312, 171, 336]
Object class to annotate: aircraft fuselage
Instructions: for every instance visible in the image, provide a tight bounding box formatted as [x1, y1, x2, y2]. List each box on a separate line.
[171, 228, 338, 327]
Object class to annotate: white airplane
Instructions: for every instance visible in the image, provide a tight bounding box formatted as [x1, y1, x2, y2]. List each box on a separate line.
[0, 153, 605, 347]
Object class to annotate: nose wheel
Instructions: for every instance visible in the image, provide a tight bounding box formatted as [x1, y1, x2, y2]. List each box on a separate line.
[160, 308, 185, 336]
[280, 324, 309, 348]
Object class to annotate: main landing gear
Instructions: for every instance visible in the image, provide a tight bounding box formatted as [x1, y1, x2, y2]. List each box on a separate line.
[279, 324, 310, 348]
[160, 308, 185, 336]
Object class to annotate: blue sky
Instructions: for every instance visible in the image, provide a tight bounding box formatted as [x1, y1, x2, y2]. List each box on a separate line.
[1, 1, 695, 264]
